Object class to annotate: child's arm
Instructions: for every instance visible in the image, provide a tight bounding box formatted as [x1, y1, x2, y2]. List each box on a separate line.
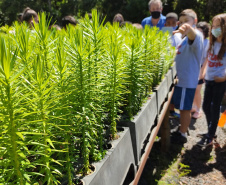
[214, 76, 226, 82]
[173, 23, 196, 41]
[199, 57, 208, 80]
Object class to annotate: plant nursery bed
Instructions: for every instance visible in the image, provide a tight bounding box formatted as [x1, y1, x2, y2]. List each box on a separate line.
[0, 10, 176, 184]
[118, 92, 158, 165]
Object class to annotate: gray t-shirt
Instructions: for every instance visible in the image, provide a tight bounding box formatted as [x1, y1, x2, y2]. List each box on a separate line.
[205, 42, 226, 80]
[174, 30, 204, 88]
[171, 33, 182, 47]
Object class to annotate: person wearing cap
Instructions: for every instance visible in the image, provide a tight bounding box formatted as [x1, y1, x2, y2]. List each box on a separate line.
[141, 0, 166, 30]
[165, 12, 178, 30]
[164, 12, 181, 50]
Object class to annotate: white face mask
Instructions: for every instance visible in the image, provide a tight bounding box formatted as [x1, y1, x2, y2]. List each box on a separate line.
[211, 27, 222, 38]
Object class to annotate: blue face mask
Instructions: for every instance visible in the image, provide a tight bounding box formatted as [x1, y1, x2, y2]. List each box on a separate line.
[212, 27, 222, 38]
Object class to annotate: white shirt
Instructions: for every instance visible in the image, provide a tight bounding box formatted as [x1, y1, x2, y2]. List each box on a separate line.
[205, 42, 226, 80]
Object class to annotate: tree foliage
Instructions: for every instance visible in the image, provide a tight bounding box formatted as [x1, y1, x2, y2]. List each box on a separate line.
[0, 0, 226, 26]
[164, 0, 226, 22]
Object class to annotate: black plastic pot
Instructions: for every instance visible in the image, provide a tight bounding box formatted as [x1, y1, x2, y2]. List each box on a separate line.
[165, 68, 173, 92]
[154, 76, 168, 114]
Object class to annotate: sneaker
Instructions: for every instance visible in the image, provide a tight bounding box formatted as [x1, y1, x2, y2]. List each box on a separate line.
[170, 111, 180, 118]
[197, 136, 213, 147]
[171, 131, 187, 144]
[192, 111, 202, 119]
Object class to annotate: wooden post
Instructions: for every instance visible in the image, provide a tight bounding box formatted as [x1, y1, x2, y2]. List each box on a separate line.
[160, 104, 170, 152]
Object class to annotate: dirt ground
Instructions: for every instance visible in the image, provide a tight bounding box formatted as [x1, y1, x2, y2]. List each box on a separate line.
[138, 106, 226, 185]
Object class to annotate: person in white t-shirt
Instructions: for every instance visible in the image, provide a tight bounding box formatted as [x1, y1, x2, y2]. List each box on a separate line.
[164, 12, 178, 31]
[170, 9, 204, 145]
[191, 22, 210, 119]
[164, 12, 182, 50]
[197, 13, 226, 147]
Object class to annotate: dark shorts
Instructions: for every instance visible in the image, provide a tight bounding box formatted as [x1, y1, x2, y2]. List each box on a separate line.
[171, 86, 196, 110]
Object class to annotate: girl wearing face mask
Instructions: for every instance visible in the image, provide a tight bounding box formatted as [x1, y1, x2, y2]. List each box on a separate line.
[197, 13, 226, 147]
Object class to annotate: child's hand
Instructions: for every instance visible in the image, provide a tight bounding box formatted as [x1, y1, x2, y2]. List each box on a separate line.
[173, 23, 196, 41]
[214, 76, 226, 82]
[173, 23, 192, 36]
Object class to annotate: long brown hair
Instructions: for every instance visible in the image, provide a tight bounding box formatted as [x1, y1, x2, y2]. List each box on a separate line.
[208, 13, 226, 60]
[113, 13, 124, 24]
[197, 21, 210, 39]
